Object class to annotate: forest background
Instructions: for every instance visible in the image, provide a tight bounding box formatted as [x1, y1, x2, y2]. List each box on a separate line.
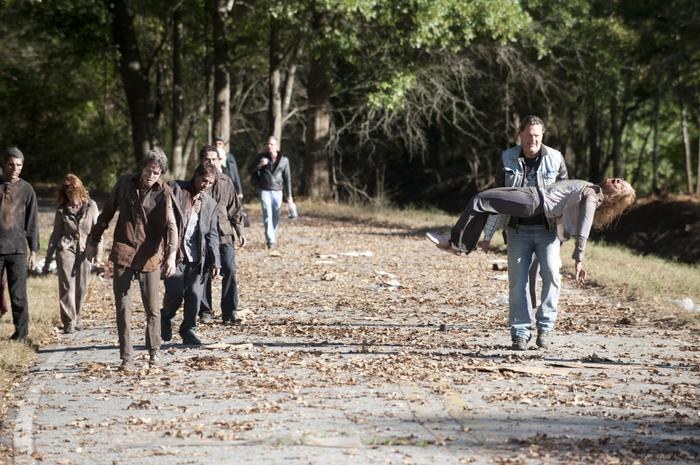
[0, 0, 698, 212]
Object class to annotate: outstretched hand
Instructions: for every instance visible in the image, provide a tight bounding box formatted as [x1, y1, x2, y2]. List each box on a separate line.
[575, 261, 587, 285]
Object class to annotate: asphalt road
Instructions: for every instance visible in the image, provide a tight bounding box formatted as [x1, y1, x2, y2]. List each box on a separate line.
[4, 213, 699, 465]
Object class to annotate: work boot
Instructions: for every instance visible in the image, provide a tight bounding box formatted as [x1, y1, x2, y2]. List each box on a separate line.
[180, 329, 202, 346]
[148, 350, 162, 368]
[536, 330, 552, 349]
[161, 319, 173, 342]
[9, 332, 27, 342]
[222, 317, 242, 326]
[118, 359, 135, 372]
[511, 336, 528, 351]
[199, 312, 213, 324]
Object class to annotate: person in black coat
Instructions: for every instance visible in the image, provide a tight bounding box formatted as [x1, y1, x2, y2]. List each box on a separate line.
[161, 162, 222, 346]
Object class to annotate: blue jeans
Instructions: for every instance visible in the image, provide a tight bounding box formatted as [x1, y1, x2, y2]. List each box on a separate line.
[506, 225, 561, 340]
[260, 190, 283, 246]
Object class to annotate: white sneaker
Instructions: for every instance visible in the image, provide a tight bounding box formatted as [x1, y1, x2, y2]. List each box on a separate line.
[426, 232, 463, 255]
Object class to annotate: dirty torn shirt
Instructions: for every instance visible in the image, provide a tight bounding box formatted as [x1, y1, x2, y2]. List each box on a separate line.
[0, 178, 39, 255]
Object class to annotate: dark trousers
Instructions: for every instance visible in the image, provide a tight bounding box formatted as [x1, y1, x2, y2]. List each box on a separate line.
[451, 187, 543, 252]
[162, 261, 205, 335]
[113, 266, 161, 362]
[0, 254, 28, 339]
[199, 242, 238, 320]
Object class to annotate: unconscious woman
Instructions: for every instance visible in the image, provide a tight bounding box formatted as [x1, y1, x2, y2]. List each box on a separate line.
[427, 178, 636, 284]
[43, 174, 100, 333]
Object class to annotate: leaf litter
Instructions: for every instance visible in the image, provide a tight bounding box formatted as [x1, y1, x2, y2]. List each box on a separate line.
[23, 211, 700, 464]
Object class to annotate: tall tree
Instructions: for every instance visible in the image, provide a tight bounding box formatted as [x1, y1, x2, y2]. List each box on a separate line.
[170, 4, 187, 178]
[212, 0, 231, 146]
[105, 0, 156, 162]
[303, 7, 333, 198]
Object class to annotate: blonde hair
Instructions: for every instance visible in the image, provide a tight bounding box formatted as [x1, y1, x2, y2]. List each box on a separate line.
[593, 181, 636, 230]
[55, 173, 90, 206]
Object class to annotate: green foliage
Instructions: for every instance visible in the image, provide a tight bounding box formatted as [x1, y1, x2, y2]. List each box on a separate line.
[367, 72, 417, 111]
[0, 0, 698, 204]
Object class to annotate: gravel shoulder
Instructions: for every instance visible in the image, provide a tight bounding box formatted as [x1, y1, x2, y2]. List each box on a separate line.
[2, 211, 699, 465]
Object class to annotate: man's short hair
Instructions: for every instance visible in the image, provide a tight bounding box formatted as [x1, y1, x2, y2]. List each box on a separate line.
[141, 147, 168, 174]
[519, 115, 545, 133]
[198, 144, 218, 160]
[214, 136, 224, 143]
[4, 146, 24, 162]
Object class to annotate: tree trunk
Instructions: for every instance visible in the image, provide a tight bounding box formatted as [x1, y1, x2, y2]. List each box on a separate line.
[610, 94, 623, 178]
[652, 84, 660, 194]
[212, 0, 231, 147]
[268, 17, 283, 144]
[632, 127, 651, 187]
[282, 61, 298, 119]
[587, 105, 602, 182]
[680, 100, 694, 194]
[170, 5, 187, 179]
[105, 0, 154, 164]
[302, 11, 332, 199]
[696, 89, 700, 196]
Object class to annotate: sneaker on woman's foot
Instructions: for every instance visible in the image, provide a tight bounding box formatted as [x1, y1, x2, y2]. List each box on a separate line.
[426, 232, 463, 255]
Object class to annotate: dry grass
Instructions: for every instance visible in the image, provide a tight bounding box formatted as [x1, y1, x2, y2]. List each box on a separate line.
[563, 240, 700, 324]
[0, 273, 60, 421]
[293, 199, 455, 230]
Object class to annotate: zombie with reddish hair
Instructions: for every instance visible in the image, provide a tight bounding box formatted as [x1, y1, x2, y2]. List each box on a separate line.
[44, 173, 100, 334]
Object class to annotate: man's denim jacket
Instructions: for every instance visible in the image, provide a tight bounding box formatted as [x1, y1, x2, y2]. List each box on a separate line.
[482, 144, 568, 241]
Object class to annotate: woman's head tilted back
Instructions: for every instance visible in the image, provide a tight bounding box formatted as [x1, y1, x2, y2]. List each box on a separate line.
[593, 178, 636, 229]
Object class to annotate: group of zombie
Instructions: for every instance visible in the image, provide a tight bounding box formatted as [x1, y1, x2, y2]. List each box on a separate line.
[0, 136, 293, 371]
[1, 115, 637, 368]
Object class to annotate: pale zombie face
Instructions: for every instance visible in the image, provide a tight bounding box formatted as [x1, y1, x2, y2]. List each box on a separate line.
[194, 173, 215, 193]
[3, 156, 23, 182]
[202, 150, 222, 171]
[521, 124, 544, 158]
[140, 160, 162, 189]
